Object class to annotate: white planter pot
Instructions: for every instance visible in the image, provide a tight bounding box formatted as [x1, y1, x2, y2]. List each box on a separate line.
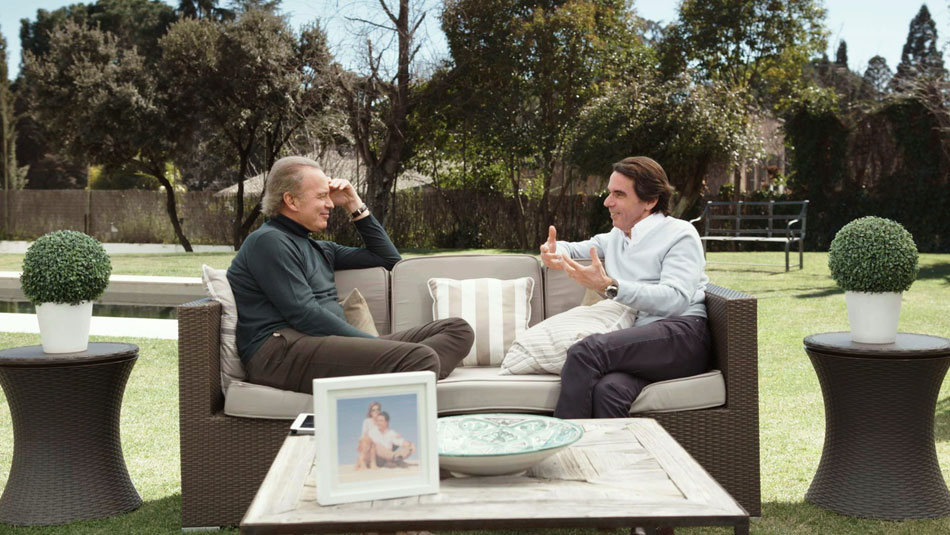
[845, 291, 902, 344]
[35, 301, 94, 353]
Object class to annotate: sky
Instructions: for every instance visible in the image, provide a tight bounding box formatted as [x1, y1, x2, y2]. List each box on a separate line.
[2, 0, 950, 80]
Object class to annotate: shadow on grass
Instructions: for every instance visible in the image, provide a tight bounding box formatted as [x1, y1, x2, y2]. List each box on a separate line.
[755, 501, 950, 534]
[706, 264, 804, 275]
[917, 263, 950, 284]
[793, 287, 843, 299]
[1, 494, 182, 535]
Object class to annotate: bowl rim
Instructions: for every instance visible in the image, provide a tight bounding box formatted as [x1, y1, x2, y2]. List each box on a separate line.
[437, 413, 584, 458]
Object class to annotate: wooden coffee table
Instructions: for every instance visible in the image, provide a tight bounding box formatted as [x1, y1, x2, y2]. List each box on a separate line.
[241, 418, 749, 534]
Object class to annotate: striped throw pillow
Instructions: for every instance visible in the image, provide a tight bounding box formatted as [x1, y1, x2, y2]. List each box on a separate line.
[427, 277, 535, 366]
[500, 299, 637, 375]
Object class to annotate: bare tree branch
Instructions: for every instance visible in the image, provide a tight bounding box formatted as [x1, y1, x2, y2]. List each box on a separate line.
[344, 16, 394, 33]
[378, 0, 398, 25]
[409, 11, 426, 38]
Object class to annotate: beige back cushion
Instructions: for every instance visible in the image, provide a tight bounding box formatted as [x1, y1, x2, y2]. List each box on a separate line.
[543, 261, 592, 318]
[391, 255, 544, 332]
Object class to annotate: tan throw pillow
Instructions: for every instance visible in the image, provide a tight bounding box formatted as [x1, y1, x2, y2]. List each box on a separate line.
[500, 299, 637, 375]
[339, 288, 379, 336]
[427, 277, 535, 366]
[201, 264, 245, 392]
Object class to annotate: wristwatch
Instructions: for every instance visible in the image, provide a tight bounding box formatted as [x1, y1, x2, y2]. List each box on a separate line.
[350, 203, 369, 219]
[604, 280, 619, 299]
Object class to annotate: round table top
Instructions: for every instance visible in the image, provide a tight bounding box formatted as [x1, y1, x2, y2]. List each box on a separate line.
[0, 342, 139, 367]
[803, 332, 950, 359]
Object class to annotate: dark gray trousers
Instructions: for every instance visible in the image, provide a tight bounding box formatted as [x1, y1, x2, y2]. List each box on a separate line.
[245, 318, 474, 394]
[553, 315, 711, 419]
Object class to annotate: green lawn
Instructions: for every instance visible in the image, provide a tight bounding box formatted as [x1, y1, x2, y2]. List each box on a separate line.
[1, 250, 949, 534]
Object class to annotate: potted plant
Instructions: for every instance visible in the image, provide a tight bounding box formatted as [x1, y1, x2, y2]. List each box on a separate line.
[20, 230, 112, 353]
[828, 216, 918, 344]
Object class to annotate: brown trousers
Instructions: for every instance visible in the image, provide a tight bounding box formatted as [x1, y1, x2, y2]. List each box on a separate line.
[245, 318, 474, 394]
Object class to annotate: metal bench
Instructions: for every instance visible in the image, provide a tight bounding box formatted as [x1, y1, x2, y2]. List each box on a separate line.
[690, 200, 808, 271]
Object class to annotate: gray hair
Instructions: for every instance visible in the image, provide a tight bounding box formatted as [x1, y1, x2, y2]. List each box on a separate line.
[261, 156, 323, 218]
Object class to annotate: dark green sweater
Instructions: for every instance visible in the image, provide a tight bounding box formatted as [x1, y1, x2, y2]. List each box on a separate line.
[227, 214, 401, 364]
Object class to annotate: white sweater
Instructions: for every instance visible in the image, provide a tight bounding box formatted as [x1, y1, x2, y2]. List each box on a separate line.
[556, 213, 708, 326]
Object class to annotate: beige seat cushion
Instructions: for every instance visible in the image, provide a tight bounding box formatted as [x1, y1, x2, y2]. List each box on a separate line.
[436, 367, 562, 414]
[224, 367, 726, 419]
[224, 381, 312, 420]
[631, 370, 725, 413]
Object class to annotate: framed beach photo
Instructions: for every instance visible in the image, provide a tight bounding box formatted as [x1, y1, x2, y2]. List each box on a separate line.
[312, 371, 439, 505]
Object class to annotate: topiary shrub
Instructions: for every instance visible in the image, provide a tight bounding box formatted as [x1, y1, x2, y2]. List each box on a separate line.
[828, 216, 918, 293]
[20, 230, 112, 305]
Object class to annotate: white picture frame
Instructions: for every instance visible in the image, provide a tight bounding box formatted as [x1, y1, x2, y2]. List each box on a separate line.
[312, 371, 439, 505]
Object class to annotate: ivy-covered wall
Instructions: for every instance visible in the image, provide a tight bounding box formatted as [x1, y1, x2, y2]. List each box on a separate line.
[783, 93, 950, 252]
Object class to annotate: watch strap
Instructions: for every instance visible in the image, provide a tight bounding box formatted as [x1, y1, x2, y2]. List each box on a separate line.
[350, 203, 369, 219]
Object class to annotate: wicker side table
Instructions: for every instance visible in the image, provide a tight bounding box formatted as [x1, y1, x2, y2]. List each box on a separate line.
[804, 332, 950, 521]
[0, 342, 142, 525]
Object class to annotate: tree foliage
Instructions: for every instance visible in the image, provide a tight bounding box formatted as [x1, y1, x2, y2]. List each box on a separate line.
[176, 0, 236, 20]
[863, 55, 893, 100]
[835, 40, 847, 68]
[569, 72, 758, 218]
[659, 0, 827, 108]
[161, 8, 336, 248]
[21, 19, 193, 249]
[894, 4, 945, 86]
[437, 0, 646, 245]
[805, 54, 868, 108]
[20, 0, 176, 66]
[16, 0, 177, 194]
[335, 0, 429, 227]
[1, 27, 16, 196]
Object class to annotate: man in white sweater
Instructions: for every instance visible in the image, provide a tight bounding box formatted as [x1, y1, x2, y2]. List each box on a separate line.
[541, 156, 711, 418]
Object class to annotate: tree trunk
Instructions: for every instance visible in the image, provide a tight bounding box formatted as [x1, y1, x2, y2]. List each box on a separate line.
[233, 143, 253, 250]
[158, 176, 193, 252]
[341, 0, 415, 227]
[508, 156, 529, 250]
[671, 160, 709, 218]
[140, 160, 192, 252]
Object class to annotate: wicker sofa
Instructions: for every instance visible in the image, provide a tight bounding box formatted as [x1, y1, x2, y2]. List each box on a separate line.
[178, 254, 760, 528]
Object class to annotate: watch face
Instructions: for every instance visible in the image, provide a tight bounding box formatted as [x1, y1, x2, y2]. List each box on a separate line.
[606, 285, 618, 299]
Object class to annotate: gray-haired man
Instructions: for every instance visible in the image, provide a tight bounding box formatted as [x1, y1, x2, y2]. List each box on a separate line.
[228, 156, 473, 394]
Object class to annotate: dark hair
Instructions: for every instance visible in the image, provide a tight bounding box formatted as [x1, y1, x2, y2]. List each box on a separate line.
[611, 156, 675, 216]
[378, 411, 390, 423]
[366, 402, 381, 418]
